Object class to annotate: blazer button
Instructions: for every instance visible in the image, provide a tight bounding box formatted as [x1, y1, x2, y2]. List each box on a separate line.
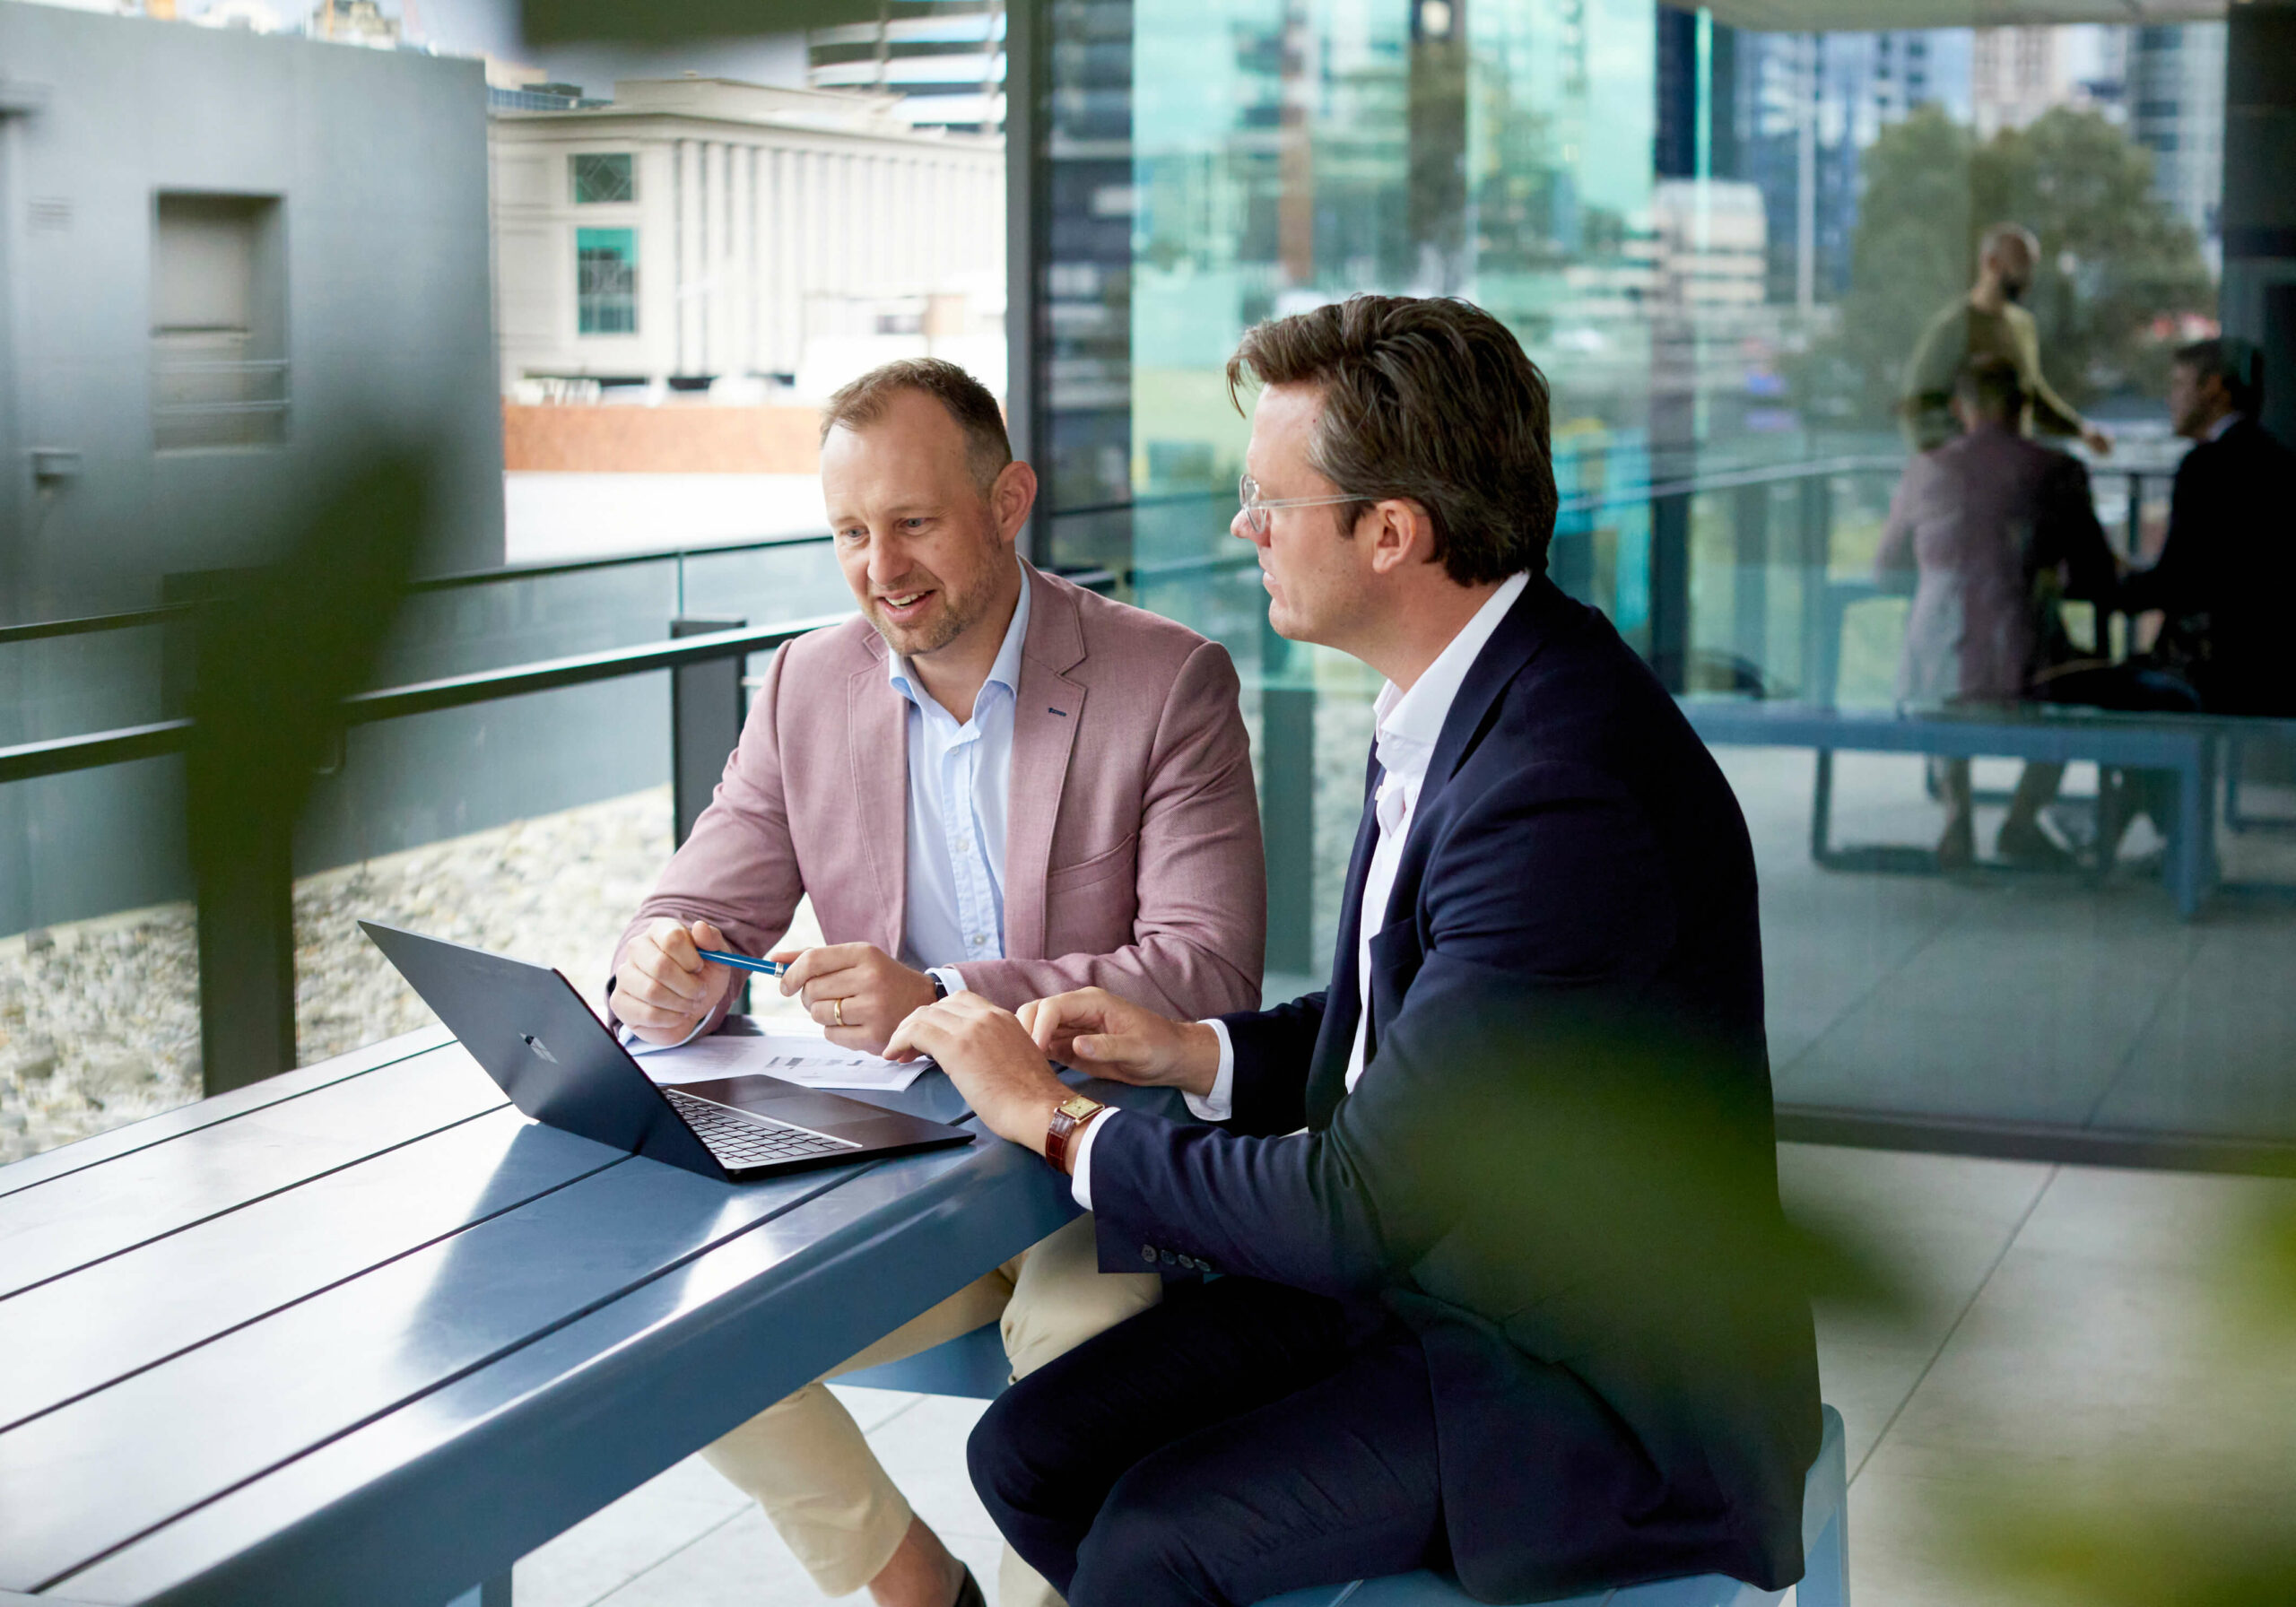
[1140, 1245, 1158, 1264]
[1161, 1250, 1178, 1265]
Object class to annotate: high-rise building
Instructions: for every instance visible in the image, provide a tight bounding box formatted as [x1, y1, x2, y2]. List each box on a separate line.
[806, 1, 1004, 135]
[1970, 22, 2126, 137]
[2128, 22, 2226, 269]
[1734, 29, 1970, 306]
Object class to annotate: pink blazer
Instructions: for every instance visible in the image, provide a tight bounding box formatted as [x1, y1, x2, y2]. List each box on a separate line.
[613, 564, 1265, 1033]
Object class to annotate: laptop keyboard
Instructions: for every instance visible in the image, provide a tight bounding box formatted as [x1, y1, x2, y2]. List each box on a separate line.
[663, 1088, 861, 1168]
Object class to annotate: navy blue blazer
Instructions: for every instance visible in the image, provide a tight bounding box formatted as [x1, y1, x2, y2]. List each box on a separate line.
[1085, 575, 1822, 1601]
[2117, 416, 2296, 716]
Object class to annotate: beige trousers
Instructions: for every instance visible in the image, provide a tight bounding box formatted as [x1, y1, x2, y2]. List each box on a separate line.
[701, 1213, 1160, 1603]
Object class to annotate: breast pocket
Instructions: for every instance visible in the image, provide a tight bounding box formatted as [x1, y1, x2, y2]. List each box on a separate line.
[1043, 832, 1139, 896]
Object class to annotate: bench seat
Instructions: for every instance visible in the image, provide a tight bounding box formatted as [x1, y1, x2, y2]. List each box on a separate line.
[846, 1333, 1848, 1607]
[1253, 1405, 1848, 1607]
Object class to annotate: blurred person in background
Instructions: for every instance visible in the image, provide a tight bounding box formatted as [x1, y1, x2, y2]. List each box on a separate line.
[2116, 337, 2296, 718]
[886, 296, 1819, 1607]
[1902, 222, 2115, 457]
[1879, 357, 2119, 871]
[608, 358, 1265, 1607]
[2088, 337, 2296, 866]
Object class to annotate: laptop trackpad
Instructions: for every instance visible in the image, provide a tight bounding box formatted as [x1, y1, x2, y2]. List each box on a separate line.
[673, 1073, 942, 1143]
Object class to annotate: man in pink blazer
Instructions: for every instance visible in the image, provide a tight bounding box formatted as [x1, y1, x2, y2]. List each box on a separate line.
[609, 358, 1265, 1607]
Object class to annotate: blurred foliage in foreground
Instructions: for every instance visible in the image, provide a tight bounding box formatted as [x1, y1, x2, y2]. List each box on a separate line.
[1952, 1190, 2296, 1607]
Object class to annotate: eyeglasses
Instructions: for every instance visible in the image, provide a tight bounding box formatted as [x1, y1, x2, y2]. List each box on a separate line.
[1238, 473, 1361, 535]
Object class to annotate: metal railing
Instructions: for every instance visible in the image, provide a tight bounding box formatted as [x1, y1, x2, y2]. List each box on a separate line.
[0, 610, 852, 1092]
[0, 530, 840, 648]
[0, 449, 2190, 1110]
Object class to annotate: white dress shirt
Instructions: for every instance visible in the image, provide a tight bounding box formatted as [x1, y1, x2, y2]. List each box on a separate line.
[625, 570, 1028, 1050]
[1071, 570, 1530, 1208]
[887, 569, 1031, 995]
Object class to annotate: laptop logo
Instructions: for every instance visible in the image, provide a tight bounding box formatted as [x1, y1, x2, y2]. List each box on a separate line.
[520, 1033, 560, 1064]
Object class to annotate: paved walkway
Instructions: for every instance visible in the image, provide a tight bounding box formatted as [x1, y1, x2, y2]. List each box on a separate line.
[510, 1143, 2296, 1606]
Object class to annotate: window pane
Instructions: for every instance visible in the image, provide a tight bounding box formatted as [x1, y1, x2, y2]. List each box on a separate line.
[570, 152, 635, 204]
[576, 226, 638, 335]
[1050, 4, 2296, 1155]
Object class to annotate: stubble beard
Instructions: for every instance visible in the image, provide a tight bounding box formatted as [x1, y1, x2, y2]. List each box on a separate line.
[869, 575, 981, 659]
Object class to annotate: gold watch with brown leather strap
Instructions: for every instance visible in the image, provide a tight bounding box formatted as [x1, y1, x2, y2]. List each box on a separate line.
[1044, 1092, 1105, 1173]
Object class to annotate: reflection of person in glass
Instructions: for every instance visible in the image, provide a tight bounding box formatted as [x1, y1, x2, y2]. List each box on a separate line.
[1901, 223, 2114, 457]
[2117, 337, 2296, 717]
[1878, 358, 2118, 871]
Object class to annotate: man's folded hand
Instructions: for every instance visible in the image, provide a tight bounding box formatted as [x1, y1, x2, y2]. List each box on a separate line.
[1019, 987, 1222, 1100]
[613, 917, 731, 1044]
[776, 942, 938, 1055]
[884, 992, 1070, 1158]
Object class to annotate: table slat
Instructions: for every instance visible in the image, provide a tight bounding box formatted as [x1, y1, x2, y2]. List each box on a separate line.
[0, 1138, 917, 1592]
[0, 1047, 505, 1301]
[0, 1029, 453, 1203]
[57, 1129, 1076, 1607]
[0, 1109, 620, 1434]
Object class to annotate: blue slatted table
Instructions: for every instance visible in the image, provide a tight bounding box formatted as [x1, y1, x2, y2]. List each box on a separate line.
[0, 1026, 1141, 1607]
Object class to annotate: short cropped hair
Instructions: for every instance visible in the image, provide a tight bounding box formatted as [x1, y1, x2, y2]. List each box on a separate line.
[1954, 356, 2026, 423]
[2173, 336, 2265, 417]
[822, 358, 1013, 493]
[1979, 222, 2038, 266]
[1226, 295, 1557, 584]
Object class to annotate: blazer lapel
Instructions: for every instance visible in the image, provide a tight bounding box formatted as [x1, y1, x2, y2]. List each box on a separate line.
[847, 653, 909, 958]
[1003, 567, 1085, 961]
[1417, 574, 1560, 815]
[1305, 749, 1382, 1130]
[1310, 577, 1563, 1125]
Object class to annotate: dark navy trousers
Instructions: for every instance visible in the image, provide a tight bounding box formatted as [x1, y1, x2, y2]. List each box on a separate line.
[966, 1276, 1447, 1607]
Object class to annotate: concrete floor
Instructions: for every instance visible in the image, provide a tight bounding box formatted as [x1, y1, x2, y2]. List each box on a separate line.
[1715, 745, 2296, 1141]
[508, 1142, 2296, 1607]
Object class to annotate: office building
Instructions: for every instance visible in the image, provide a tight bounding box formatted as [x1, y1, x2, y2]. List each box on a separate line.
[0, 0, 502, 621]
[489, 77, 1004, 402]
[2128, 22, 2227, 265]
[806, 0, 1005, 135]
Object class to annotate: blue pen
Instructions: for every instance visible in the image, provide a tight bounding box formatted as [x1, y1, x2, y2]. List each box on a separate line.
[697, 948, 792, 977]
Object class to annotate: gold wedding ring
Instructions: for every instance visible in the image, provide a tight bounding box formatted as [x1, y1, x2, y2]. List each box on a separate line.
[831, 997, 846, 1029]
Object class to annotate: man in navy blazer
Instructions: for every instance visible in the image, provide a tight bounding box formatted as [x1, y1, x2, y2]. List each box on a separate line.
[889, 295, 1821, 1607]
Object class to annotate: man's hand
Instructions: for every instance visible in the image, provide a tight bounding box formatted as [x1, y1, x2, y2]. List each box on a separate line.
[777, 942, 938, 1055]
[2081, 423, 2115, 457]
[884, 993, 1074, 1161]
[613, 917, 733, 1046]
[1017, 987, 1222, 1100]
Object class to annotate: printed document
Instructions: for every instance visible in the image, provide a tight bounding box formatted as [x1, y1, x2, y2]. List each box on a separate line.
[627, 1029, 929, 1092]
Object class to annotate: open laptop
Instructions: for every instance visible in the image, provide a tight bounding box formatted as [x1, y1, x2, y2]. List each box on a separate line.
[361, 921, 972, 1182]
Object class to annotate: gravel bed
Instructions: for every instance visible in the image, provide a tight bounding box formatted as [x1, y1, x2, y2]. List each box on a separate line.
[0, 786, 824, 1166]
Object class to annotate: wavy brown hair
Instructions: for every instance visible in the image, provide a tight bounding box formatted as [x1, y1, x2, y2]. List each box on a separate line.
[1227, 295, 1556, 583]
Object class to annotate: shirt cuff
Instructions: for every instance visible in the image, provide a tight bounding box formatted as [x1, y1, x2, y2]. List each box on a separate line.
[1067, 1108, 1116, 1211]
[928, 966, 967, 998]
[618, 1015, 709, 1055]
[1182, 1019, 1237, 1122]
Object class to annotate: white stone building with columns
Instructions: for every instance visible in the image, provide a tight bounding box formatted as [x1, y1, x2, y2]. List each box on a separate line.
[489, 78, 1005, 401]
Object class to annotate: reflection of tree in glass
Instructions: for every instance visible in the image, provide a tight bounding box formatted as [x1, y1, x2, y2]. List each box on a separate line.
[1812, 105, 2213, 430]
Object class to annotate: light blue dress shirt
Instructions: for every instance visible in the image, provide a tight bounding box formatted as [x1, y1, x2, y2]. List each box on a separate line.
[887, 567, 1031, 992]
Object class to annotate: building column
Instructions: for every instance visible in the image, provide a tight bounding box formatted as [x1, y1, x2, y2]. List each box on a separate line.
[676, 138, 705, 378]
[2222, 0, 2296, 447]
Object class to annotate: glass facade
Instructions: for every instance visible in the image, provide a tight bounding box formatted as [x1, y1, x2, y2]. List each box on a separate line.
[1031, 1, 2295, 1155]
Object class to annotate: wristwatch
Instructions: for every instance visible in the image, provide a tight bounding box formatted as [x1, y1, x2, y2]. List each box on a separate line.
[929, 971, 950, 1002]
[1044, 1092, 1106, 1173]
